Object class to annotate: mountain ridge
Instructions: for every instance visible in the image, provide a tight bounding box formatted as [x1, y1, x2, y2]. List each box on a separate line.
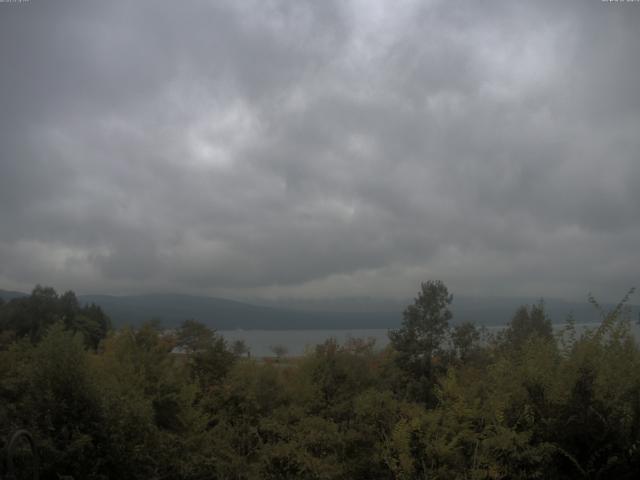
[3, 288, 638, 330]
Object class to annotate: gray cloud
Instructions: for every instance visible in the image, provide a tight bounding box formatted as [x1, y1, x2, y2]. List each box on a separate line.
[1, 0, 639, 302]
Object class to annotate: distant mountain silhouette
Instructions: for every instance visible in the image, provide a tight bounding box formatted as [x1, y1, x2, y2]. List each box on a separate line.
[256, 295, 639, 329]
[78, 293, 399, 329]
[0, 289, 28, 301]
[2, 289, 638, 330]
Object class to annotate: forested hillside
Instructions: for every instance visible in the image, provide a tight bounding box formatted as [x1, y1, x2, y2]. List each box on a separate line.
[1, 283, 639, 479]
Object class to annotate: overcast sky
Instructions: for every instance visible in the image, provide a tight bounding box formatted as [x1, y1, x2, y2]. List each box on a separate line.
[1, 0, 639, 302]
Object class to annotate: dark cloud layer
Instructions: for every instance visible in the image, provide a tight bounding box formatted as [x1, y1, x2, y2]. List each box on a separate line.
[1, 0, 639, 301]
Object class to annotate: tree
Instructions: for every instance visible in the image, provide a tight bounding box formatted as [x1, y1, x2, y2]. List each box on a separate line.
[21, 323, 106, 479]
[0, 286, 110, 348]
[451, 321, 481, 363]
[232, 339, 250, 357]
[74, 302, 111, 349]
[389, 280, 453, 403]
[176, 319, 236, 389]
[175, 319, 215, 353]
[504, 301, 553, 350]
[270, 344, 288, 361]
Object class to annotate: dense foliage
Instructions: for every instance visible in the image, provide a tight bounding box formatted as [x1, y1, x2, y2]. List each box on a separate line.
[1, 283, 639, 479]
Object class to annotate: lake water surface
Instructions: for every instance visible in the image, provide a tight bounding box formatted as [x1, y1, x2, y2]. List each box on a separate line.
[219, 322, 640, 357]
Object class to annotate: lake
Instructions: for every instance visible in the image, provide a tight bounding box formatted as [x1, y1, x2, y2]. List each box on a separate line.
[219, 322, 639, 357]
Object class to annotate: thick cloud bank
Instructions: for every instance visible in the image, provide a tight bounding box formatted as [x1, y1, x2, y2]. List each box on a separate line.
[1, 0, 639, 301]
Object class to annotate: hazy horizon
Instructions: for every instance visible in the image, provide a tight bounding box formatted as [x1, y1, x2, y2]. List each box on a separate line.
[4, 285, 635, 309]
